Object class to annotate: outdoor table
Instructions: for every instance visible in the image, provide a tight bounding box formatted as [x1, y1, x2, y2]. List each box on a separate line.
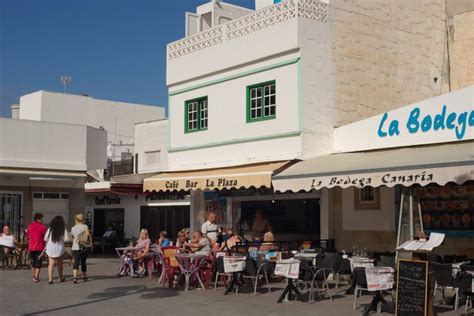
[115, 246, 142, 276]
[362, 266, 394, 316]
[349, 256, 374, 272]
[293, 252, 318, 266]
[175, 253, 207, 292]
[223, 256, 247, 295]
[275, 259, 306, 303]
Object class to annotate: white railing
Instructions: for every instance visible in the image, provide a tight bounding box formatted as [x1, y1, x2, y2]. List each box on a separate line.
[167, 0, 328, 60]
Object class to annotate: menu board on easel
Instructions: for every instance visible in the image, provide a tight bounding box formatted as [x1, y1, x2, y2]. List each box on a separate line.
[396, 259, 428, 316]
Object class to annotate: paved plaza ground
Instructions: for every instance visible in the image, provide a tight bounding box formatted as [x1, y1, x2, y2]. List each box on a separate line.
[0, 257, 466, 316]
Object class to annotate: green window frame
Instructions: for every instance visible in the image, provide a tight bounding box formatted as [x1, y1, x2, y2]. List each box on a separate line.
[185, 96, 208, 133]
[246, 80, 276, 123]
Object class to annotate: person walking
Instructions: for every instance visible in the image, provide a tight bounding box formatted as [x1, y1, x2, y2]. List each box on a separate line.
[26, 213, 47, 282]
[44, 216, 69, 284]
[71, 214, 93, 284]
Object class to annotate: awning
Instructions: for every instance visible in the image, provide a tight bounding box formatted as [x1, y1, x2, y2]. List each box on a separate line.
[143, 161, 290, 192]
[273, 142, 474, 192]
[85, 172, 159, 195]
[0, 167, 87, 178]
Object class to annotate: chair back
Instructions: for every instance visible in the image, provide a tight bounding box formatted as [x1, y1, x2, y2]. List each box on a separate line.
[335, 253, 351, 274]
[354, 267, 368, 286]
[460, 264, 474, 272]
[244, 255, 258, 276]
[431, 262, 454, 286]
[318, 252, 338, 270]
[161, 246, 179, 268]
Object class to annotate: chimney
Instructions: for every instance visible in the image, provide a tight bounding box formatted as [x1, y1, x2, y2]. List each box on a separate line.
[10, 104, 20, 119]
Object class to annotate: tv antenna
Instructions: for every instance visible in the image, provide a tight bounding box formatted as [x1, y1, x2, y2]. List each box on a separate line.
[60, 75, 72, 93]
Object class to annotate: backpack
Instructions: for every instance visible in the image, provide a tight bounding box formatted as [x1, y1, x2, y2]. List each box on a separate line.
[78, 230, 92, 249]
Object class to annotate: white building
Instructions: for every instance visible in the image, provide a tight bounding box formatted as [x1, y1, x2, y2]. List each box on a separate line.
[19, 90, 165, 163]
[143, 0, 455, 245]
[0, 116, 107, 235]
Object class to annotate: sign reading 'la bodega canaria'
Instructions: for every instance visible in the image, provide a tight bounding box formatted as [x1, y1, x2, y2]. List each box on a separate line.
[334, 86, 474, 153]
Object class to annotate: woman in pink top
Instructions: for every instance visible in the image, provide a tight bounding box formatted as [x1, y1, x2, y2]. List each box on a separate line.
[26, 213, 47, 282]
[133, 229, 150, 276]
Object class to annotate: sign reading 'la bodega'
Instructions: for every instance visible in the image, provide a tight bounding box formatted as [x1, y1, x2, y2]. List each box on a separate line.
[334, 86, 474, 153]
[377, 105, 473, 140]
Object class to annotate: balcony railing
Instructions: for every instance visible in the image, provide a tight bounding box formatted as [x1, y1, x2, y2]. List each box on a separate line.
[167, 0, 328, 60]
[104, 159, 134, 180]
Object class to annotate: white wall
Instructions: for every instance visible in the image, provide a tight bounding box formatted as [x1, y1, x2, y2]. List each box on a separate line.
[19, 91, 165, 160]
[167, 15, 299, 85]
[342, 187, 396, 232]
[168, 53, 302, 170]
[0, 117, 107, 171]
[134, 120, 169, 173]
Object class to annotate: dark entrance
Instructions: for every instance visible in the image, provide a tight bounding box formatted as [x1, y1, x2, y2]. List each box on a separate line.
[140, 206, 190, 241]
[93, 208, 125, 241]
[240, 198, 320, 236]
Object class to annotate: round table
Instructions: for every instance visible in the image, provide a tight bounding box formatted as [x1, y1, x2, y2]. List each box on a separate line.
[176, 253, 207, 291]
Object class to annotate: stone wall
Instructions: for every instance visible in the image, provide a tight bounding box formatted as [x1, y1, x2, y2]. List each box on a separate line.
[448, 10, 474, 91]
[330, 0, 449, 126]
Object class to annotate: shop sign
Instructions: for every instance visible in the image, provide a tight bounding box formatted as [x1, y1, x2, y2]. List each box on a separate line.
[95, 195, 121, 205]
[164, 178, 238, 189]
[309, 170, 434, 189]
[334, 86, 474, 153]
[145, 192, 187, 201]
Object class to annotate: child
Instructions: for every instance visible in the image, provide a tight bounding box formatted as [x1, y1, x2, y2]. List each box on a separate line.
[157, 231, 171, 247]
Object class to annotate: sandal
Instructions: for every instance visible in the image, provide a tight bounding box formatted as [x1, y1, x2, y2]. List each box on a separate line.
[48, 281, 53, 284]
[73, 278, 78, 284]
[60, 277, 66, 282]
[82, 277, 88, 282]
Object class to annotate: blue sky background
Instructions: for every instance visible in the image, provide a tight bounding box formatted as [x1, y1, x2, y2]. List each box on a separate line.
[0, 0, 254, 117]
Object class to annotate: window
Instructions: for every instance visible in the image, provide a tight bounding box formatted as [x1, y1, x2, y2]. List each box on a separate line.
[354, 187, 380, 210]
[185, 97, 208, 133]
[145, 150, 161, 166]
[246, 80, 276, 122]
[33, 192, 70, 200]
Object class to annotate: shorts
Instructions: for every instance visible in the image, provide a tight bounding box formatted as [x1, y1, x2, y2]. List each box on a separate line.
[30, 251, 43, 268]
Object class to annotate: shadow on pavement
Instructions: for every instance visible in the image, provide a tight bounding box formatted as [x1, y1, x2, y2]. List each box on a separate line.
[22, 285, 179, 315]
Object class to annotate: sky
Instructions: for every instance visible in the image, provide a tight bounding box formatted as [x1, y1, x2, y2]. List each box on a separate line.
[0, 0, 255, 117]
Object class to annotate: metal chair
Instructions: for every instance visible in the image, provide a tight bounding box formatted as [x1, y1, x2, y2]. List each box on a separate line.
[241, 255, 271, 295]
[431, 262, 459, 310]
[309, 252, 337, 302]
[213, 256, 232, 289]
[352, 267, 369, 310]
[460, 265, 474, 313]
[335, 253, 352, 286]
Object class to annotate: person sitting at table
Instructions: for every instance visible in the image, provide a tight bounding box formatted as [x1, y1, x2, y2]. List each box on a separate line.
[186, 231, 211, 256]
[175, 231, 188, 250]
[219, 229, 242, 251]
[157, 231, 171, 247]
[133, 229, 151, 276]
[251, 209, 272, 241]
[0, 225, 19, 256]
[259, 231, 278, 252]
[0, 225, 21, 267]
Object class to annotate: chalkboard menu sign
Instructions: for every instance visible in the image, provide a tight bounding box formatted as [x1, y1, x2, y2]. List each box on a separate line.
[396, 259, 428, 316]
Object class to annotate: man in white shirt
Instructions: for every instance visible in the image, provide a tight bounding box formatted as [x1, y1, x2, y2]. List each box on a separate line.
[201, 211, 219, 245]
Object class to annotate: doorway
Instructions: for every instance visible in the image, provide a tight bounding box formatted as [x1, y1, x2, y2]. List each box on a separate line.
[93, 208, 125, 241]
[140, 206, 190, 241]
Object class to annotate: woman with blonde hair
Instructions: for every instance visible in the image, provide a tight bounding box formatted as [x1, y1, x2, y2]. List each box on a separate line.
[259, 231, 278, 251]
[71, 213, 93, 284]
[133, 228, 150, 276]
